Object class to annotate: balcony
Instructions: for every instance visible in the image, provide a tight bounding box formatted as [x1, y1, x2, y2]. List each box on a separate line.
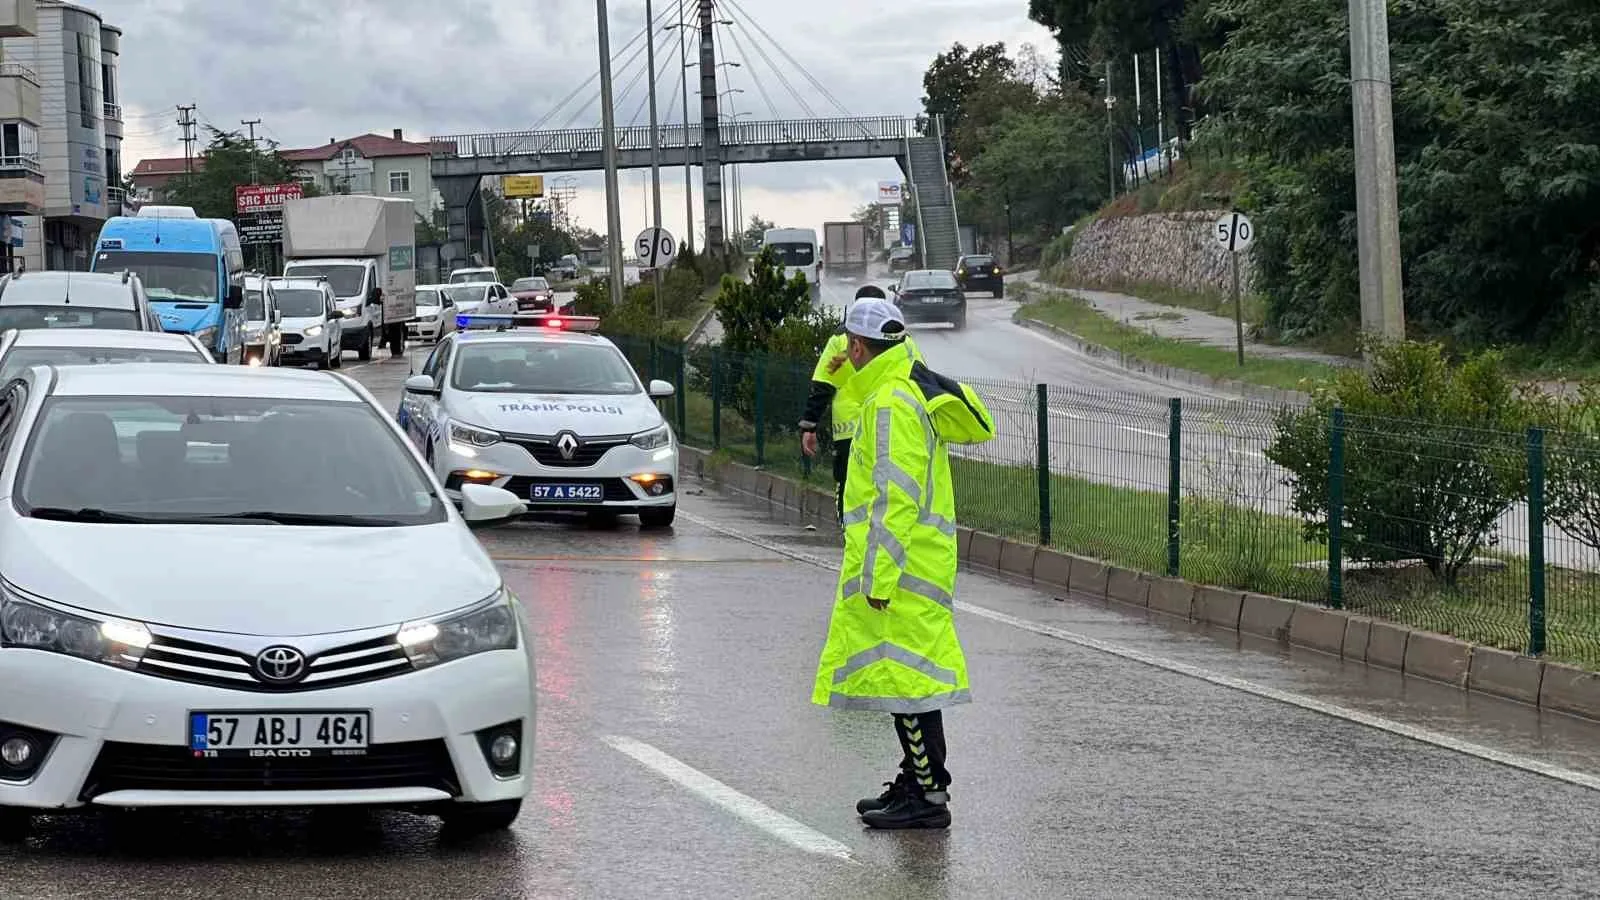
[0, 154, 41, 177]
[107, 186, 126, 205]
[103, 101, 121, 122]
[0, 64, 37, 88]
[0, 65, 39, 124]
[0, 0, 38, 39]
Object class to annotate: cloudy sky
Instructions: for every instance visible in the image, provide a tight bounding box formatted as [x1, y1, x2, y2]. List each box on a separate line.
[103, 0, 1055, 244]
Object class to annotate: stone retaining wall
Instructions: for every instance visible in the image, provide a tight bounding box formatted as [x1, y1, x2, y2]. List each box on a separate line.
[1067, 210, 1258, 297]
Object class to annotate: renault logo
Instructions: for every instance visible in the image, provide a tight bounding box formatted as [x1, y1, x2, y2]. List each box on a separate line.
[254, 646, 307, 684]
[556, 431, 579, 460]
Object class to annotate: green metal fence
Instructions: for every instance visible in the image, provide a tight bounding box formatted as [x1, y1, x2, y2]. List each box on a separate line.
[612, 334, 1600, 668]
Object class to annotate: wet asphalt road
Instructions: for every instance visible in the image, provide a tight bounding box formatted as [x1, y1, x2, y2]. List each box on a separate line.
[8, 342, 1600, 898]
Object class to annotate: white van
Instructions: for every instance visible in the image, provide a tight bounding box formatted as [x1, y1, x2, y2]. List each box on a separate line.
[762, 227, 820, 302]
[449, 266, 500, 284]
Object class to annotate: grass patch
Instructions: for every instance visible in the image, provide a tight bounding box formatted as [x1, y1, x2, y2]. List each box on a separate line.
[656, 368, 1599, 667]
[1016, 292, 1339, 392]
[1045, 271, 1273, 329]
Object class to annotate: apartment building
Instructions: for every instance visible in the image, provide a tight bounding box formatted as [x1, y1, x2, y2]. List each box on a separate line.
[0, 0, 41, 273]
[0, 0, 121, 271]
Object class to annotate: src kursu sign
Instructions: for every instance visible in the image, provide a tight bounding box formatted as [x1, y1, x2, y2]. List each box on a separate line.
[235, 183, 305, 215]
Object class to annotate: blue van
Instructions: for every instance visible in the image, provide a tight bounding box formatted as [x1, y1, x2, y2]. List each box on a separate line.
[90, 213, 247, 363]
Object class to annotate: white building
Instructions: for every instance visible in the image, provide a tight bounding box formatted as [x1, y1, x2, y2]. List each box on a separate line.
[0, 0, 120, 271]
[281, 130, 445, 216]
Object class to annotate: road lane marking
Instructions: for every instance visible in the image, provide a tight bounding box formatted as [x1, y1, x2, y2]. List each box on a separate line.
[983, 397, 1265, 457]
[602, 735, 857, 863]
[678, 509, 1600, 793]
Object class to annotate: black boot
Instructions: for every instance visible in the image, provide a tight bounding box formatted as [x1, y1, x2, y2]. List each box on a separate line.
[856, 771, 916, 815]
[861, 789, 951, 830]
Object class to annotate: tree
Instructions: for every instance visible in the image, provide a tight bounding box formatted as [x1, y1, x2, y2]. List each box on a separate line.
[164, 127, 317, 220]
[963, 99, 1109, 252]
[922, 43, 1017, 142]
[850, 204, 884, 250]
[742, 214, 775, 251]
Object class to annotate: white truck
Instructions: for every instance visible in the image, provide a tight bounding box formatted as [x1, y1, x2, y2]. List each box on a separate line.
[821, 221, 869, 279]
[282, 195, 417, 359]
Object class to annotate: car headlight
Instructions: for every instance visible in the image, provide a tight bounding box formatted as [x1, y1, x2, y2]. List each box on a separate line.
[338, 307, 359, 318]
[450, 422, 501, 447]
[630, 423, 672, 450]
[244, 324, 264, 338]
[304, 324, 324, 337]
[191, 326, 218, 347]
[0, 590, 150, 670]
[395, 590, 518, 669]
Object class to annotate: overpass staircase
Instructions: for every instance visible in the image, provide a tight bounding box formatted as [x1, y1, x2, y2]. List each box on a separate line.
[905, 117, 962, 271]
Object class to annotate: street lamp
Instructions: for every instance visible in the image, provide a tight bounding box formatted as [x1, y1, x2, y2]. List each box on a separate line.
[724, 111, 751, 245]
[663, 16, 695, 250]
[595, 0, 625, 307]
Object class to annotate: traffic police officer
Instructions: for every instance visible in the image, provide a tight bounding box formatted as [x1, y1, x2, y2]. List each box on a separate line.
[811, 298, 995, 830]
[798, 285, 921, 523]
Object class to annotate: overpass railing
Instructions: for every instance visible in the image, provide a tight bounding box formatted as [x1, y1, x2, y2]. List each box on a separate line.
[431, 116, 915, 159]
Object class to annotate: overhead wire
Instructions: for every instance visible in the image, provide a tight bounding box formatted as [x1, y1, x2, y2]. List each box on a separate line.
[611, 21, 675, 129]
[624, 22, 683, 128]
[718, 0, 855, 118]
[712, 8, 817, 119]
[721, 22, 782, 120]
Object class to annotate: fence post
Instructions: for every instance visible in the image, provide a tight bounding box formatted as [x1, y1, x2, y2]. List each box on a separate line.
[710, 347, 723, 450]
[1167, 397, 1182, 577]
[1528, 427, 1547, 656]
[674, 347, 687, 437]
[1035, 384, 1051, 545]
[1328, 407, 1345, 610]
[648, 337, 659, 383]
[754, 355, 767, 466]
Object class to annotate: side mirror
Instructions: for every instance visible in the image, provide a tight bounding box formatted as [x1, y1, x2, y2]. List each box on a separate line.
[648, 379, 675, 399]
[369, 287, 383, 304]
[404, 374, 439, 395]
[224, 284, 244, 309]
[460, 483, 526, 526]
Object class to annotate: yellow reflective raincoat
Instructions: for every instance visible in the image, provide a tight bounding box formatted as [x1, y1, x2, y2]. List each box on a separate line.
[800, 330, 922, 442]
[812, 340, 995, 713]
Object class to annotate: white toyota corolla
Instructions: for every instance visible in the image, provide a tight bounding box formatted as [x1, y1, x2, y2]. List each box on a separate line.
[0, 363, 535, 838]
[397, 313, 680, 527]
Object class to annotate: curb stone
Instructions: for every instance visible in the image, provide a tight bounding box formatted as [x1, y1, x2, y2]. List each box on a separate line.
[680, 444, 1596, 722]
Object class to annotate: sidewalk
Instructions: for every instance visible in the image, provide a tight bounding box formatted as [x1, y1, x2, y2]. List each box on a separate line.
[1012, 272, 1353, 368]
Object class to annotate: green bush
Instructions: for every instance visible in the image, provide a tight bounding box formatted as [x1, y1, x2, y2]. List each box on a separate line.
[1265, 340, 1530, 585]
[1532, 384, 1600, 556]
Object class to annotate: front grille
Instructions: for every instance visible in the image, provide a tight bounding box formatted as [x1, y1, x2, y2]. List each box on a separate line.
[505, 434, 629, 468]
[138, 633, 412, 692]
[281, 333, 303, 345]
[503, 476, 637, 502]
[79, 739, 459, 798]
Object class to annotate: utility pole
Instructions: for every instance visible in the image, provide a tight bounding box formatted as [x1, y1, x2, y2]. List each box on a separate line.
[646, 0, 664, 314]
[241, 118, 261, 184]
[596, 0, 626, 307]
[697, 0, 724, 258]
[675, 0, 694, 252]
[177, 105, 197, 174]
[1103, 63, 1115, 198]
[1348, 0, 1406, 344]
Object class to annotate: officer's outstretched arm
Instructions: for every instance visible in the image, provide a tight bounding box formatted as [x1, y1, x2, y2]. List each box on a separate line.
[862, 395, 930, 599]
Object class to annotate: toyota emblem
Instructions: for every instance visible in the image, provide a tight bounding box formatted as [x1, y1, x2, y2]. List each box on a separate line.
[254, 645, 308, 684]
[556, 431, 579, 460]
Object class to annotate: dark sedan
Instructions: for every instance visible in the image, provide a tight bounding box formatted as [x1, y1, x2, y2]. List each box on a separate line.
[955, 254, 1004, 297]
[887, 245, 918, 273]
[508, 276, 564, 313]
[891, 269, 967, 329]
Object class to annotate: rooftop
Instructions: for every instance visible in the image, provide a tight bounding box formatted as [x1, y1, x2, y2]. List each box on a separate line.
[132, 130, 451, 180]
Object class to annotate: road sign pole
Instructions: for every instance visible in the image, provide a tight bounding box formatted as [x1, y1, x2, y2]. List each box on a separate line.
[1231, 250, 1244, 366]
[1213, 211, 1254, 367]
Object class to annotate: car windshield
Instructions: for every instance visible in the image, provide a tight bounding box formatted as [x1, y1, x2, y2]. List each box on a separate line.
[274, 289, 325, 318]
[903, 271, 958, 290]
[282, 264, 363, 298]
[964, 255, 994, 267]
[0, 306, 141, 331]
[450, 270, 493, 284]
[510, 278, 549, 292]
[766, 242, 815, 266]
[244, 289, 265, 320]
[0, 346, 204, 382]
[416, 288, 441, 308]
[890, 248, 913, 258]
[93, 250, 217, 303]
[451, 342, 640, 395]
[16, 395, 446, 526]
[443, 285, 488, 305]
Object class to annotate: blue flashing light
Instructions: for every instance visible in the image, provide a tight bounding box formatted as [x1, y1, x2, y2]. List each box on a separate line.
[457, 313, 516, 330]
[456, 313, 601, 332]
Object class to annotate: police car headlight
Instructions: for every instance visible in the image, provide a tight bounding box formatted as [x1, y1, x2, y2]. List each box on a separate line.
[0, 590, 151, 670]
[630, 423, 672, 450]
[395, 590, 518, 669]
[450, 422, 501, 447]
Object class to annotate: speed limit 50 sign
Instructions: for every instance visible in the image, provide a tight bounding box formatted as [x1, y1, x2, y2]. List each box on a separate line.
[1213, 212, 1254, 253]
[634, 227, 677, 268]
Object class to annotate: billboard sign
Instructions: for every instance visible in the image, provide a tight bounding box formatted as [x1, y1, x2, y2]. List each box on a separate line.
[503, 175, 545, 199]
[235, 182, 304, 215]
[876, 181, 902, 205]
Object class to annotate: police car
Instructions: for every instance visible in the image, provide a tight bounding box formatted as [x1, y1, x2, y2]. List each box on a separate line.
[398, 313, 679, 527]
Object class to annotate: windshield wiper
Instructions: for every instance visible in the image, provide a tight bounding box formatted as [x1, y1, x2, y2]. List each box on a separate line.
[195, 511, 410, 527]
[27, 507, 164, 523]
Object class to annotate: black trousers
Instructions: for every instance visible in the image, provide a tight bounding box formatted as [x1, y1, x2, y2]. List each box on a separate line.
[832, 438, 850, 525]
[893, 710, 951, 791]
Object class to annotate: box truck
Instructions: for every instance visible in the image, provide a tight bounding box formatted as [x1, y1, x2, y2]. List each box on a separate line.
[282, 195, 416, 359]
[821, 221, 869, 278]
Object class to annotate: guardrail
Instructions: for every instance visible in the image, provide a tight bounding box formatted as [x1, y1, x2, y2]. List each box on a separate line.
[0, 63, 38, 87]
[107, 186, 127, 204]
[430, 116, 913, 159]
[0, 154, 43, 176]
[103, 101, 122, 121]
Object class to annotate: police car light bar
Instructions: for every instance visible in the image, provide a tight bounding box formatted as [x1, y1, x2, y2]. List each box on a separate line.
[455, 313, 601, 332]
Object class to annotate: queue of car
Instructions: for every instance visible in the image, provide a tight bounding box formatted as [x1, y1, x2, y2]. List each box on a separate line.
[0, 267, 619, 841]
